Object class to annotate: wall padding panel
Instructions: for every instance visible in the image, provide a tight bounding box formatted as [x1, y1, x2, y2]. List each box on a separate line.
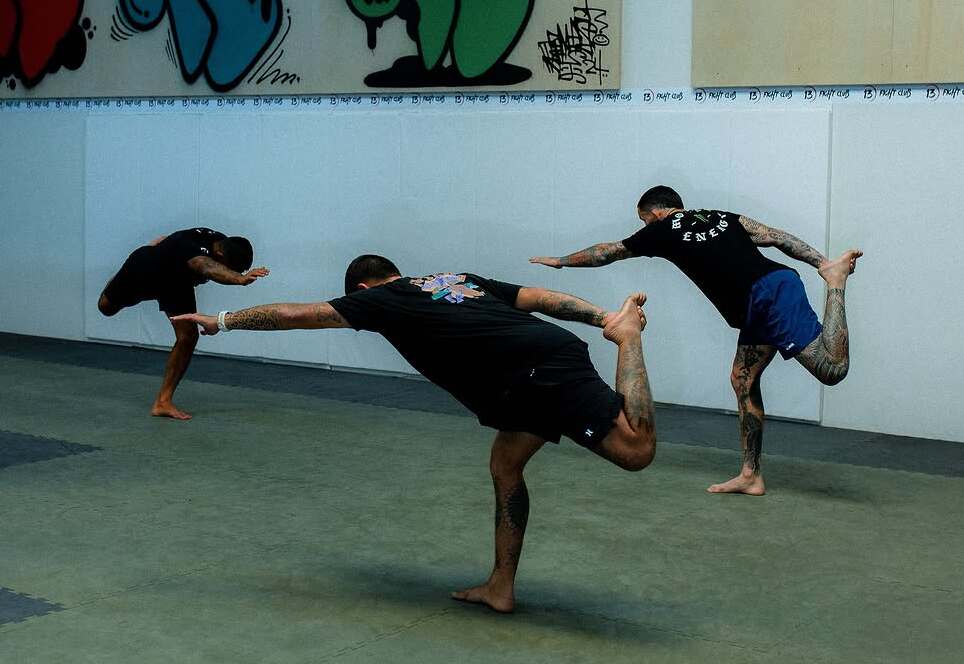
[825, 105, 964, 442]
[0, 113, 87, 340]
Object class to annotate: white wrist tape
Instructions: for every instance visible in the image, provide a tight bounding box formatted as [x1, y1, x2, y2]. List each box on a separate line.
[217, 311, 230, 332]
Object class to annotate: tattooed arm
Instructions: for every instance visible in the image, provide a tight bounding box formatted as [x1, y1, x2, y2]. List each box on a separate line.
[739, 216, 828, 268]
[187, 256, 269, 286]
[171, 303, 350, 336]
[530, 241, 633, 269]
[514, 287, 610, 328]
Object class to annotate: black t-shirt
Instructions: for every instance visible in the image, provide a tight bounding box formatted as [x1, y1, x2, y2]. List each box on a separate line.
[149, 228, 227, 287]
[328, 273, 583, 417]
[622, 210, 790, 328]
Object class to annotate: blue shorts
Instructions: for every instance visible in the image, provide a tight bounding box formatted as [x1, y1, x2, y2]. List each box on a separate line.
[738, 270, 822, 359]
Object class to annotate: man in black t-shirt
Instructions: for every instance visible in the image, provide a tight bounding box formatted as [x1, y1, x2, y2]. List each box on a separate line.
[98, 228, 270, 420]
[173, 254, 656, 613]
[531, 185, 862, 496]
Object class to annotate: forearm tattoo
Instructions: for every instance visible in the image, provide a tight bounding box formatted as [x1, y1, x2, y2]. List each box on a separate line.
[559, 242, 631, 268]
[191, 256, 242, 284]
[537, 291, 607, 327]
[226, 306, 286, 331]
[493, 479, 529, 570]
[740, 216, 827, 268]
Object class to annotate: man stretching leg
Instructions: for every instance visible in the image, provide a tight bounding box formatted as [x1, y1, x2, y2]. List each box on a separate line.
[531, 186, 861, 495]
[175, 255, 655, 612]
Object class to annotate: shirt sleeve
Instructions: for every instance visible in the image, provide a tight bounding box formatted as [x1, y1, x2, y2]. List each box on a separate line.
[327, 289, 385, 332]
[468, 275, 523, 306]
[621, 223, 665, 258]
[169, 231, 214, 265]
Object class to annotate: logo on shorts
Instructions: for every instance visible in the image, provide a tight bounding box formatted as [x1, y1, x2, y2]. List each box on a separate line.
[411, 273, 485, 304]
[584, 428, 594, 438]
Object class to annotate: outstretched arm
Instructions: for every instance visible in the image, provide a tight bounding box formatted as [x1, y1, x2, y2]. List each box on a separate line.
[530, 241, 632, 269]
[171, 303, 350, 336]
[739, 216, 828, 268]
[187, 256, 270, 286]
[514, 287, 610, 328]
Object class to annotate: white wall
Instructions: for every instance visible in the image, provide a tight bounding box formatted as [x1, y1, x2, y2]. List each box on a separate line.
[2, 3, 963, 442]
[0, 114, 86, 340]
[824, 105, 964, 441]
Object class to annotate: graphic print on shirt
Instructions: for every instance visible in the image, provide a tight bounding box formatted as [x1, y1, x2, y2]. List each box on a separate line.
[410, 273, 485, 304]
[671, 210, 731, 243]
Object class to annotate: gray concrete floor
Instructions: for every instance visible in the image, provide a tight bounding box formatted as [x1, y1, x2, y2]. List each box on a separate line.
[1, 334, 962, 663]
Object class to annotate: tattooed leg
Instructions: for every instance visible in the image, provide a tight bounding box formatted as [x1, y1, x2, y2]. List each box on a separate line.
[151, 319, 199, 421]
[708, 344, 776, 496]
[596, 293, 657, 471]
[797, 250, 862, 385]
[452, 431, 545, 614]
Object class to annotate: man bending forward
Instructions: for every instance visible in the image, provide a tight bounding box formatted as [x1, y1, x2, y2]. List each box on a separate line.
[175, 255, 656, 613]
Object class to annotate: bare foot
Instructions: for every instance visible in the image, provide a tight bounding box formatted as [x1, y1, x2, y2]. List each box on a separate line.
[451, 583, 515, 614]
[603, 293, 647, 345]
[818, 250, 863, 287]
[707, 472, 766, 496]
[151, 402, 192, 420]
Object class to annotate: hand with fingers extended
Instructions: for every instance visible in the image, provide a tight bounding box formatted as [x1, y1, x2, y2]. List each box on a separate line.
[171, 313, 219, 336]
[529, 256, 563, 269]
[240, 266, 270, 285]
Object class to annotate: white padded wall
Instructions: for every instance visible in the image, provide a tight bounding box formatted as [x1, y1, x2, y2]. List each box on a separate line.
[0, 113, 86, 340]
[824, 106, 964, 442]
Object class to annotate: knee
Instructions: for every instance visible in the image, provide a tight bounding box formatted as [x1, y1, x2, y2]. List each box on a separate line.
[618, 429, 656, 472]
[489, 455, 522, 484]
[175, 326, 199, 347]
[97, 295, 118, 317]
[730, 370, 748, 397]
[821, 361, 849, 386]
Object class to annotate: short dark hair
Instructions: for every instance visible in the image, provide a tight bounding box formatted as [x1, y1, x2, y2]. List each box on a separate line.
[637, 186, 684, 213]
[220, 236, 254, 273]
[344, 254, 401, 295]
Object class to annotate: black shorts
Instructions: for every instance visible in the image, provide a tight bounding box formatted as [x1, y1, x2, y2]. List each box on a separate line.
[102, 246, 197, 316]
[477, 342, 624, 449]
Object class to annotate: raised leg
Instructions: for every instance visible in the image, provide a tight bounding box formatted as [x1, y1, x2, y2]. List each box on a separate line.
[708, 344, 777, 496]
[595, 293, 657, 472]
[451, 430, 545, 614]
[796, 249, 862, 385]
[151, 318, 199, 420]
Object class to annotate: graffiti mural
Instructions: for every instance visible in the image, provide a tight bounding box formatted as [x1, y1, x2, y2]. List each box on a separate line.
[347, 0, 535, 87]
[0, 1, 621, 98]
[0, 0, 94, 90]
[114, 0, 291, 93]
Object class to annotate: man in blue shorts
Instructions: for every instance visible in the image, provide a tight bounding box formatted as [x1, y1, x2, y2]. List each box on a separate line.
[531, 186, 862, 496]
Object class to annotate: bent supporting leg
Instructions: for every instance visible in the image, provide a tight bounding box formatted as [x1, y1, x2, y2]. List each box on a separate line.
[709, 344, 776, 496]
[152, 318, 199, 420]
[452, 430, 545, 614]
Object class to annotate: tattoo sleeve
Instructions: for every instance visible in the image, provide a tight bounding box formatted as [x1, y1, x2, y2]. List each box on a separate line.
[188, 256, 244, 285]
[532, 290, 607, 327]
[739, 216, 828, 268]
[558, 242, 632, 268]
[225, 303, 349, 331]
